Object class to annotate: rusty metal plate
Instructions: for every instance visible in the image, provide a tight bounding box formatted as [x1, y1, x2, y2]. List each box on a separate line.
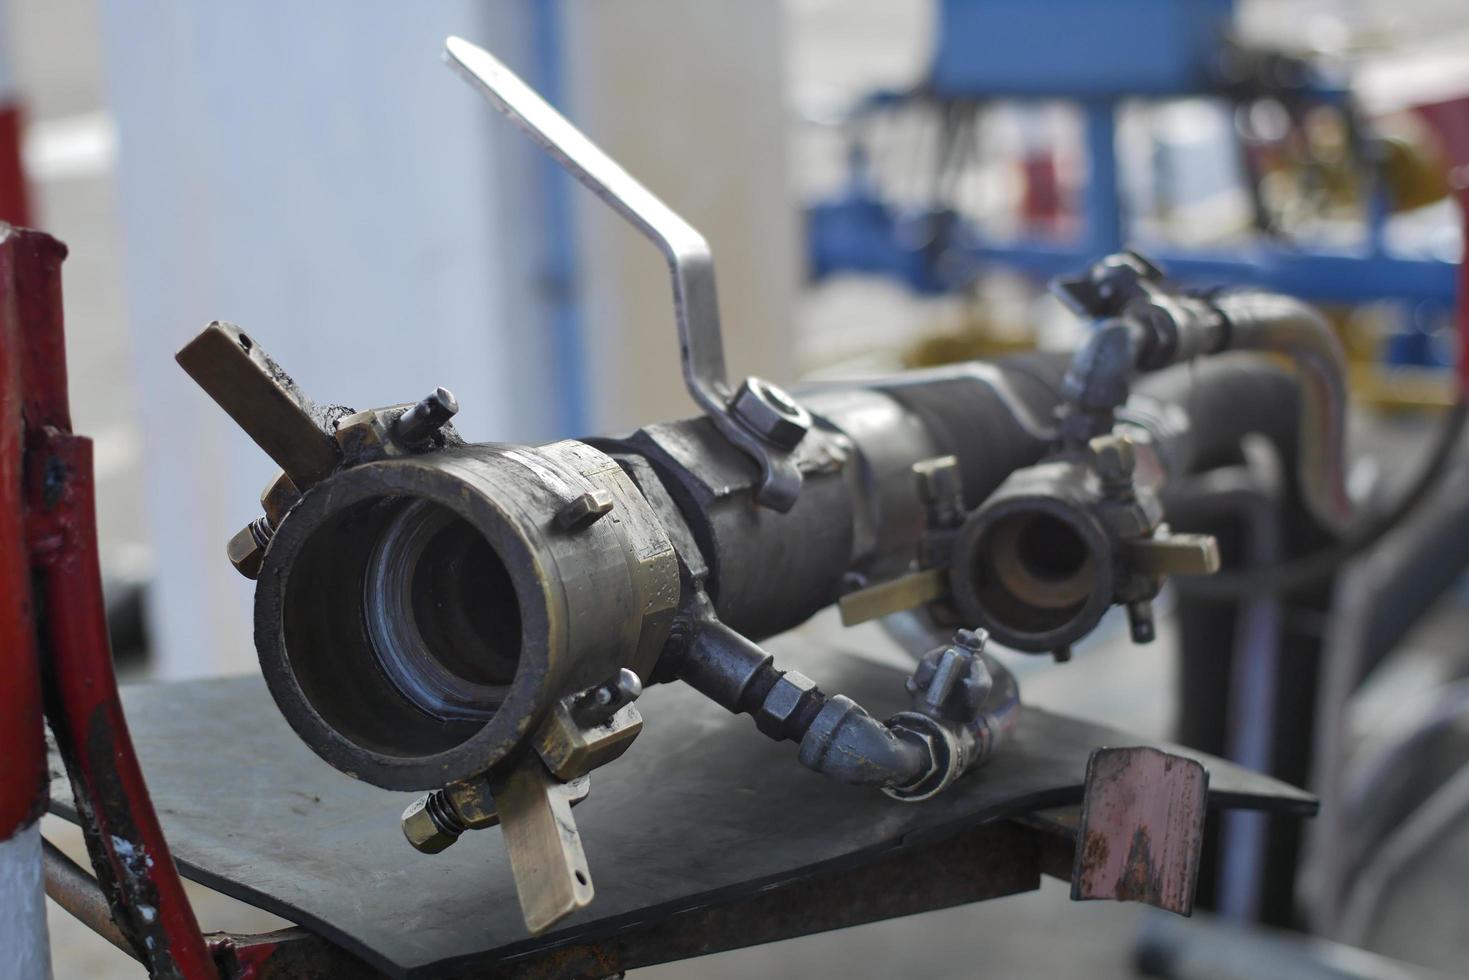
[1071, 746, 1209, 915]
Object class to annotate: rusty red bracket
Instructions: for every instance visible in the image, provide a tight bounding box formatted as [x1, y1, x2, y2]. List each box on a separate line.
[1, 224, 220, 978]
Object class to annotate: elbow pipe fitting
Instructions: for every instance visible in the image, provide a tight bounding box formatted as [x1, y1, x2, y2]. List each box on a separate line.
[879, 633, 1023, 801]
[1057, 318, 1147, 439]
[1210, 290, 1353, 532]
[676, 611, 933, 788]
[677, 612, 1020, 801]
[798, 697, 933, 789]
[965, 650, 1021, 767]
[1053, 254, 1350, 535]
[1052, 252, 1231, 442]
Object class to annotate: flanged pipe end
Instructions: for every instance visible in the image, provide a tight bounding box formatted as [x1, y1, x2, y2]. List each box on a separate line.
[948, 475, 1115, 654]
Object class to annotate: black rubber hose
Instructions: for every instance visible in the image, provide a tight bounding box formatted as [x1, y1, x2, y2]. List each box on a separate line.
[870, 352, 1070, 510]
[1186, 399, 1468, 598]
[1131, 355, 1303, 478]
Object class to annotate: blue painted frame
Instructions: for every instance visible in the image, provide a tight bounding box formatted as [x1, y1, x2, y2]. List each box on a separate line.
[806, 0, 1459, 365]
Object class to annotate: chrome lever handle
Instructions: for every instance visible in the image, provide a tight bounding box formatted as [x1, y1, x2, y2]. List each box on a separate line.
[444, 36, 807, 510]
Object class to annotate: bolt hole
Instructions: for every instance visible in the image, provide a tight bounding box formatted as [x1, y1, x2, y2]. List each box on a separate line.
[575, 870, 588, 886]
[238, 332, 253, 352]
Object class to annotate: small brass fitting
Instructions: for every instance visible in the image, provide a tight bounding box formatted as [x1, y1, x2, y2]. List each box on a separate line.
[401, 792, 464, 854]
[259, 470, 300, 528]
[332, 409, 393, 462]
[534, 671, 644, 780]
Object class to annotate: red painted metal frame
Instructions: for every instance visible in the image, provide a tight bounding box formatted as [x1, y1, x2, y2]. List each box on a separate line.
[1, 224, 220, 978]
[0, 226, 46, 845]
[0, 105, 32, 228]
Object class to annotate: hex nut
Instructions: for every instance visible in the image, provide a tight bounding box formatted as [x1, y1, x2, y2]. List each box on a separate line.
[951, 628, 987, 652]
[400, 795, 459, 854]
[333, 409, 390, 461]
[730, 377, 810, 451]
[1096, 492, 1162, 540]
[755, 670, 819, 740]
[226, 522, 265, 580]
[1088, 433, 1136, 484]
[259, 470, 301, 528]
[913, 455, 964, 528]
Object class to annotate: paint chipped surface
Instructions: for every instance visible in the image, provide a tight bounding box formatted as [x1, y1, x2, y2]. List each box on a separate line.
[1071, 746, 1208, 916]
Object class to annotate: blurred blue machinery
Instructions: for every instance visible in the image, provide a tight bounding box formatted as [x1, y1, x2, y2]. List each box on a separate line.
[806, 0, 1460, 368]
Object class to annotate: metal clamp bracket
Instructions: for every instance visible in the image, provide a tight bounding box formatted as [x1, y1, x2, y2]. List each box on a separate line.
[444, 36, 808, 511]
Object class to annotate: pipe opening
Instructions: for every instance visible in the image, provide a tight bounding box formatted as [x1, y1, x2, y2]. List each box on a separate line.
[1015, 513, 1089, 584]
[281, 495, 524, 759]
[366, 500, 522, 720]
[966, 508, 1102, 642]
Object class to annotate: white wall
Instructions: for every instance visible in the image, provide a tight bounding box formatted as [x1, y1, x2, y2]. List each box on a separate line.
[98, 2, 553, 676]
[564, 1, 797, 430]
[98, 2, 794, 676]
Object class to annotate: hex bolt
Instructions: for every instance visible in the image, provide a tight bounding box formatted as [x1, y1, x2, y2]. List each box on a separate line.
[951, 628, 987, 653]
[1088, 432, 1136, 493]
[913, 456, 965, 529]
[393, 387, 459, 447]
[556, 488, 615, 531]
[259, 470, 300, 528]
[570, 668, 642, 728]
[401, 789, 466, 854]
[754, 670, 821, 740]
[1126, 600, 1156, 644]
[729, 377, 810, 451]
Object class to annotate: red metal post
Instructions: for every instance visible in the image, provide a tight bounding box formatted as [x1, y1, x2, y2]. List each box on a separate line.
[0, 13, 31, 229]
[0, 218, 49, 980]
[0, 103, 30, 227]
[4, 224, 220, 978]
[0, 225, 45, 845]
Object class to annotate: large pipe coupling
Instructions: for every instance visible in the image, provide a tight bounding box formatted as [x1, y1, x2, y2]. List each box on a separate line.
[949, 461, 1115, 652]
[253, 439, 679, 790]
